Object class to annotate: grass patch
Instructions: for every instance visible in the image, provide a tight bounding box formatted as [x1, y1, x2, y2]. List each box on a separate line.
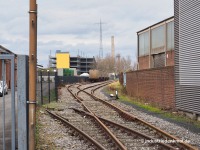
[36, 105, 58, 149]
[43, 101, 59, 109]
[106, 81, 200, 128]
[50, 89, 56, 101]
[117, 94, 161, 113]
[35, 106, 45, 149]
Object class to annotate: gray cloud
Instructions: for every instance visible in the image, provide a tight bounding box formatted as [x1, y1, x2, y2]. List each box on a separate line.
[0, 0, 173, 67]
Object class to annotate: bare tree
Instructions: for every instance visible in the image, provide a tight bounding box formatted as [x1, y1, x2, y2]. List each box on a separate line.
[115, 54, 133, 73]
[95, 54, 134, 75]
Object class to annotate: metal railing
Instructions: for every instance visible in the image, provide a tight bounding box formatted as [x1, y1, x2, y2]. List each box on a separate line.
[0, 55, 28, 150]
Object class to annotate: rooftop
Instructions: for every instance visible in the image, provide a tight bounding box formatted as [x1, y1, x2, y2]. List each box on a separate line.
[137, 16, 174, 34]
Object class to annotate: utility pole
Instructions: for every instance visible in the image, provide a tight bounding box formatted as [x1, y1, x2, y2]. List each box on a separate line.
[95, 19, 106, 59]
[99, 19, 103, 58]
[29, 0, 37, 149]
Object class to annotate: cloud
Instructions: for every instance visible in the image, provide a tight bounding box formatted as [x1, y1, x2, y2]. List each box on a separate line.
[0, 0, 174, 67]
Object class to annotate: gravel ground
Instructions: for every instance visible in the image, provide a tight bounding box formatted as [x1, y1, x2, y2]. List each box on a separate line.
[37, 85, 91, 150]
[37, 82, 200, 149]
[37, 109, 92, 150]
[94, 87, 200, 149]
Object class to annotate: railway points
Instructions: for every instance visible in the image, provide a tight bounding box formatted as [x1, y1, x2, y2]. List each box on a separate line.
[36, 81, 199, 150]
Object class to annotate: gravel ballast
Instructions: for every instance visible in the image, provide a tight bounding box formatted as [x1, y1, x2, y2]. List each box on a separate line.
[37, 82, 200, 149]
[95, 86, 200, 149]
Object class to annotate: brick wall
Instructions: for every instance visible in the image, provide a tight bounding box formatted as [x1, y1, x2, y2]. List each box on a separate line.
[138, 55, 149, 70]
[126, 66, 175, 109]
[0, 60, 12, 88]
[138, 50, 175, 69]
[166, 50, 174, 66]
[6, 61, 11, 88]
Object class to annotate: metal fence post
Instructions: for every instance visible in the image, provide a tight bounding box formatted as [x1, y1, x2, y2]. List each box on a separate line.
[54, 70, 58, 102]
[17, 55, 28, 150]
[47, 70, 50, 103]
[11, 55, 16, 150]
[2, 60, 5, 150]
[40, 70, 43, 105]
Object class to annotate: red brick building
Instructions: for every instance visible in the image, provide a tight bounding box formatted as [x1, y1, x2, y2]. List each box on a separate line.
[137, 16, 174, 70]
[124, 17, 175, 109]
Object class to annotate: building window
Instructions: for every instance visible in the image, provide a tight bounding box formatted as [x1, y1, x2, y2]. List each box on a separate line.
[167, 21, 174, 51]
[151, 25, 165, 54]
[139, 31, 149, 56]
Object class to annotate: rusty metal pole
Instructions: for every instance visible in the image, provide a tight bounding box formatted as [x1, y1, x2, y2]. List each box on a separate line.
[29, 0, 37, 149]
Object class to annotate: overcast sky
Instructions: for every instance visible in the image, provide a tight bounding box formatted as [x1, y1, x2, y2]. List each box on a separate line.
[0, 0, 173, 67]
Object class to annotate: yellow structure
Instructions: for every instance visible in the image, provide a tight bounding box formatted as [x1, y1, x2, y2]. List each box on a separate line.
[56, 53, 70, 69]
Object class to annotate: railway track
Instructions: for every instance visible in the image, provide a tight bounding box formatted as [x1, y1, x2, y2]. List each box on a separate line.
[46, 109, 106, 150]
[47, 81, 197, 150]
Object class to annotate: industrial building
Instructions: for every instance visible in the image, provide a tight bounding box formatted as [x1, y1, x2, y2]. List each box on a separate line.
[126, 1, 200, 118]
[49, 50, 95, 75]
[175, 1, 200, 116]
[121, 17, 175, 109]
[70, 56, 95, 75]
[137, 16, 174, 70]
[56, 52, 70, 69]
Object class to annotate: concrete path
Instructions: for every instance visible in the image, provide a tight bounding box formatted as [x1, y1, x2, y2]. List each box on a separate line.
[0, 91, 12, 149]
[0, 91, 17, 149]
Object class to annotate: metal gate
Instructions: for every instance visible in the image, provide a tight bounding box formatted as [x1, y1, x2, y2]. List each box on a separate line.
[0, 55, 28, 150]
[0, 55, 15, 150]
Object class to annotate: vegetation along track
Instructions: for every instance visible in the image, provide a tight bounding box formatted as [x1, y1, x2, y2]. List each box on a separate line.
[46, 81, 197, 150]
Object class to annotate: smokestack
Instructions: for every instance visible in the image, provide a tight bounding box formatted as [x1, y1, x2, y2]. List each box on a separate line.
[111, 36, 115, 58]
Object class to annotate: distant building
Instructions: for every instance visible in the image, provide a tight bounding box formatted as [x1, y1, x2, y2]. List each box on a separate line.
[49, 50, 95, 75]
[70, 56, 95, 75]
[0, 45, 16, 88]
[137, 16, 174, 70]
[56, 52, 70, 69]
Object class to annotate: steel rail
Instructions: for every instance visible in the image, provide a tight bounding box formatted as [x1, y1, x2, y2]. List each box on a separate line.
[77, 81, 113, 98]
[46, 109, 106, 150]
[88, 82, 198, 150]
[71, 81, 197, 150]
[71, 108, 178, 150]
[77, 81, 113, 94]
[67, 84, 82, 103]
[69, 81, 197, 149]
[68, 83, 127, 150]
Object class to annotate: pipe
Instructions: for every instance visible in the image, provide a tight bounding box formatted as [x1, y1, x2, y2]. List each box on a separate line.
[29, 0, 37, 149]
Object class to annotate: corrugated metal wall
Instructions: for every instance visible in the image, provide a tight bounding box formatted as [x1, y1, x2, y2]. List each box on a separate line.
[175, 0, 200, 114]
